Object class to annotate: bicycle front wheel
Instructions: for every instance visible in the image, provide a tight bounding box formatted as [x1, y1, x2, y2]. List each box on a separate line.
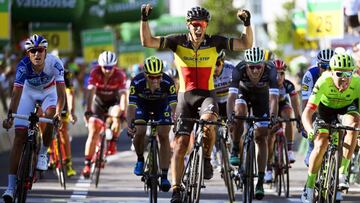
[56, 134, 66, 190]
[189, 146, 204, 203]
[95, 134, 106, 188]
[15, 143, 32, 203]
[274, 137, 290, 198]
[220, 138, 235, 202]
[243, 140, 254, 203]
[148, 139, 159, 203]
[325, 149, 340, 203]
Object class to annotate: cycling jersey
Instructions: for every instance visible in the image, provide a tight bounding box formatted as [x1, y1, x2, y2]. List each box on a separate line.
[229, 61, 278, 121]
[128, 72, 177, 122]
[14, 54, 64, 129]
[307, 73, 360, 110]
[88, 66, 127, 102]
[301, 66, 320, 100]
[279, 79, 297, 102]
[214, 61, 234, 104]
[15, 54, 64, 89]
[159, 34, 233, 92]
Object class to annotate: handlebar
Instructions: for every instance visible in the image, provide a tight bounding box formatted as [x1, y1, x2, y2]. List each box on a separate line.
[12, 113, 54, 124]
[179, 117, 225, 126]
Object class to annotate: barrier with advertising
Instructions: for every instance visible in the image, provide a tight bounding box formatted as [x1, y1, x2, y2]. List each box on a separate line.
[306, 0, 343, 39]
[30, 23, 72, 53]
[292, 9, 318, 50]
[81, 29, 115, 63]
[0, 0, 10, 44]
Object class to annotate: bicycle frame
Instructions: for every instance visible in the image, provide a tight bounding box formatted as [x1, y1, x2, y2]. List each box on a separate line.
[49, 130, 67, 190]
[12, 107, 54, 203]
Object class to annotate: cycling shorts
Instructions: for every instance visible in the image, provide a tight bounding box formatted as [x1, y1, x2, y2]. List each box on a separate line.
[91, 96, 119, 121]
[176, 90, 218, 136]
[317, 100, 359, 124]
[135, 105, 172, 124]
[15, 84, 57, 129]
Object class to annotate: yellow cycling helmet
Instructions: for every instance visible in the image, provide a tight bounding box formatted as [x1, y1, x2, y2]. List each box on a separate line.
[144, 56, 164, 75]
[330, 53, 355, 71]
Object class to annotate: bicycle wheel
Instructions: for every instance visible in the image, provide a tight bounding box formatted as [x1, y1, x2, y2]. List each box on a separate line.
[55, 134, 66, 190]
[220, 138, 235, 202]
[274, 136, 290, 198]
[243, 140, 254, 203]
[189, 146, 204, 203]
[181, 152, 194, 202]
[15, 143, 32, 203]
[324, 149, 339, 203]
[148, 139, 159, 203]
[316, 152, 328, 203]
[282, 138, 290, 198]
[95, 134, 106, 188]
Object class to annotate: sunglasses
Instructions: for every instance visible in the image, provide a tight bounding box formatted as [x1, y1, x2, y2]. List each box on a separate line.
[103, 65, 114, 70]
[147, 74, 162, 80]
[28, 47, 45, 54]
[318, 63, 330, 69]
[334, 71, 353, 78]
[247, 64, 263, 70]
[190, 21, 208, 28]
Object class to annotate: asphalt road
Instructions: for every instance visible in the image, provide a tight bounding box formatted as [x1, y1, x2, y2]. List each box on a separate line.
[1, 131, 360, 203]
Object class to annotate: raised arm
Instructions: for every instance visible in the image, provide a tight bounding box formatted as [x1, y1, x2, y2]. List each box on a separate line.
[140, 4, 162, 48]
[232, 9, 253, 51]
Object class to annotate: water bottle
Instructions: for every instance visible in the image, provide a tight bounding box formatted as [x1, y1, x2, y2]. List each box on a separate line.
[105, 128, 113, 140]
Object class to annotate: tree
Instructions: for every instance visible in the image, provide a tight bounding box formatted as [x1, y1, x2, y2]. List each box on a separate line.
[202, 0, 244, 59]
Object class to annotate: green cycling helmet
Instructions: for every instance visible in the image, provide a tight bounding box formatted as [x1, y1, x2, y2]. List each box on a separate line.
[329, 53, 355, 71]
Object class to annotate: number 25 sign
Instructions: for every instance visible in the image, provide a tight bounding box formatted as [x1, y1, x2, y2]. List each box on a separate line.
[306, 0, 343, 39]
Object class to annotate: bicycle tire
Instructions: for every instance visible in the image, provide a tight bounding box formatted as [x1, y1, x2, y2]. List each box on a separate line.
[15, 143, 32, 203]
[149, 139, 159, 203]
[220, 138, 235, 202]
[189, 145, 204, 203]
[282, 138, 290, 198]
[181, 152, 194, 203]
[95, 133, 106, 188]
[243, 139, 254, 203]
[275, 139, 282, 196]
[325, 149, 339, 203]
[56, 134, 66, 190]
[316, 152, 328, 203]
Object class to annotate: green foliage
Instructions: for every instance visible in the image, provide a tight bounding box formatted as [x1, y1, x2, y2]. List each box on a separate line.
[202, 0, 243, 59]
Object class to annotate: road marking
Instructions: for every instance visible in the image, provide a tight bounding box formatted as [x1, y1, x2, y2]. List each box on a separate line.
[69, 178, 91, 202]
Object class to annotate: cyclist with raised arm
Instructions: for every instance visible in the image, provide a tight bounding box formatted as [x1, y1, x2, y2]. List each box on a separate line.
[264, 59, 301, 183]
[82, 51, 127, 178]
[301, 49, 335, 166]
[127, 56, 177, 192]
[227, 47, 279, 200]
[301, 53, 360, 203]
[140, 4, 253, 202]
[2, 34, 66, 202]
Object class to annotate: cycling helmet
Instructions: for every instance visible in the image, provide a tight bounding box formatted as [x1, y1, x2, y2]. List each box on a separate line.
[217, 50, 226, 61]
[165, 68, 179, 78]
[98, 51, 117, 66]
[273, 59, 287, 71]
[24, 34, 48, 50]
[329, 53, 355, 71]
[244, 47, 265, 64]
[186, 6, 211, 22]
[144, 56, 164, 75]
[317, 49, 335, 64]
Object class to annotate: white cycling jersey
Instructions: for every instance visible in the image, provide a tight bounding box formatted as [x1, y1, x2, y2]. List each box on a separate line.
[14, 54, 64, 129]
[213, 61, 234, 103]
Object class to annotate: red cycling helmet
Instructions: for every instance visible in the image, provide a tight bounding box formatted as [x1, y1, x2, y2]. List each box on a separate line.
[273, 59, 287, 71]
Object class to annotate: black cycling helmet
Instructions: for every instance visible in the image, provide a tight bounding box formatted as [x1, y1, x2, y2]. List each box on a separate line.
[186, 6, 211, 22]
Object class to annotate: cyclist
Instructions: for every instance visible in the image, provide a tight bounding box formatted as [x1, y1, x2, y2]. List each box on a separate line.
[264, 59, 301, 183]
[211, 50, 234, 168]
[227, 47, 279, 200]
[301, 49, 335, 166]
[82, 51, 127, 178]
[140, 4, 253, 202]
[55, 68, 77, 177]
[2, 34, 66, 202]
[301, 53, 360, 203]
[127, 56, 177, 192]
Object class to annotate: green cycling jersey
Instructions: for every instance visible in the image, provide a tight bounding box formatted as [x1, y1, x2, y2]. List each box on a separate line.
[307, 72, 360, 110]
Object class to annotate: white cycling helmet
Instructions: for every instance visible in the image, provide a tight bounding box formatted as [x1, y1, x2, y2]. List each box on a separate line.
[24, 34, 48, 50]
[317, 49, 335, 64]
[98, 51, 118, 66]
[244, 47, 265, 64]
